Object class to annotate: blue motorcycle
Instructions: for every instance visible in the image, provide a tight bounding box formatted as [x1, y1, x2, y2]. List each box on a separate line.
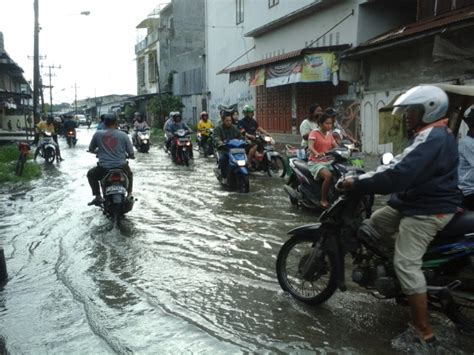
[214, 139, 249, 193]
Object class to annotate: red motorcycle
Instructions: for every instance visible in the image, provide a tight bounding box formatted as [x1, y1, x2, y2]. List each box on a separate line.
[172, 129, 192, 166]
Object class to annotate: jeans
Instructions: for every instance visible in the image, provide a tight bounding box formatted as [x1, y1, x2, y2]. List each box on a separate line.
[87, 163, 133, 196]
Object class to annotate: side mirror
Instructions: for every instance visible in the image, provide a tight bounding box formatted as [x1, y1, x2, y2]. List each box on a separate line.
[381, 152, 394, 165]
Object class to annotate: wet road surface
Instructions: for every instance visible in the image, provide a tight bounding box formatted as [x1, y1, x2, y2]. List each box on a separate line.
[0, 128, 473, 354]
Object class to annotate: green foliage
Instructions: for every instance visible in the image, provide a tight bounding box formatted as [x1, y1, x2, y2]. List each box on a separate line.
[123, 104, 137, 120]
[0, 144, 42, 183]
[147, 93, 184, 127]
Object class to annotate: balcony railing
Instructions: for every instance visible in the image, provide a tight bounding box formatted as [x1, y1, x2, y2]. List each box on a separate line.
[135, 30, 159, 54]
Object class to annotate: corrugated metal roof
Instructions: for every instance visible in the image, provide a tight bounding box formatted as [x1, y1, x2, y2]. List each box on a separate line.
[219, 45, 350, 74]
[359, 5, 474, 49]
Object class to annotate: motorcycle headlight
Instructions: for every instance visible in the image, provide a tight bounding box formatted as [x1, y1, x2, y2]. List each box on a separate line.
[264, 136, 272, 143]
[237, 160, 246, 167]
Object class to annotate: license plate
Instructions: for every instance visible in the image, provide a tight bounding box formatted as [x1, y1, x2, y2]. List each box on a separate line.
[105, 185, 126, 195]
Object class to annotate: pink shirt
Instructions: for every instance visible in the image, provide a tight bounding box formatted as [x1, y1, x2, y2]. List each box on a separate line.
[308, 130, 335, 162]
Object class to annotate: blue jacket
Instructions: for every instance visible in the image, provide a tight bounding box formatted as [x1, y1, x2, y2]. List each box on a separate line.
[354, 122, 461, 216]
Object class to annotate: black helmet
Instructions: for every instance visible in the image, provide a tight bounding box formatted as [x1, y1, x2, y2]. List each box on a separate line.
[103, 113, 117, 125]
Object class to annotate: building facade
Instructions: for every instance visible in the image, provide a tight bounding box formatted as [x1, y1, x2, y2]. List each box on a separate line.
[0, 32, 32, 133]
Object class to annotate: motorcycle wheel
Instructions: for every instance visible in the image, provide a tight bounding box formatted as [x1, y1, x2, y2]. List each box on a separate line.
[446, 264, 474, 334]
[67, 138, 72, 148]
[141, 143, 150, 153]
[181, 150, 190, 167]
[276, 235, 338, 305]
[238, 174, 249, 193]
[267, 156, 286, 178]
[44, 147, 55, 164]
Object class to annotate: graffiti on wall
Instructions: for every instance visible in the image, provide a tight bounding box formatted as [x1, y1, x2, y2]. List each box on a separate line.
[336, 99, 361, 142]
[209, 90, 254, 121]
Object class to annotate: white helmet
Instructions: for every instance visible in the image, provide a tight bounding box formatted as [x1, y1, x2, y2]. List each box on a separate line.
[392, 85, 448, 124]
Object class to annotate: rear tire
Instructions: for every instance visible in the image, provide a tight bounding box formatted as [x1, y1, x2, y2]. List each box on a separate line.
[238, 174, 249, 193]
[267, 156, 286, 178]
[44, 147, 55, 164]
[276, 235, 338, 305]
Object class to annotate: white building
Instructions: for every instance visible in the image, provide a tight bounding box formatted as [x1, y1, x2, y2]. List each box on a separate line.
[205, 0, 414, 143]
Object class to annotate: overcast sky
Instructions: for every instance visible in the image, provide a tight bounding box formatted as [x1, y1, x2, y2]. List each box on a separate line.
[0, 0, 168, 104]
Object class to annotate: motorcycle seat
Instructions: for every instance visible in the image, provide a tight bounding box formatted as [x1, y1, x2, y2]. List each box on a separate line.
[436, 210, 474, 238]
[293, 160, 314, 180]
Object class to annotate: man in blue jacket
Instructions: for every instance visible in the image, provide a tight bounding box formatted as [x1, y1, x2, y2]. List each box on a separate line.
[343, 85, 461, 346]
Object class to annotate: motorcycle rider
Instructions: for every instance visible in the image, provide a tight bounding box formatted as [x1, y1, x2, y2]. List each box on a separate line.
[87, 113, 135, 206]
[197, 111, 214, 150]
[238, 104, 270, 169]
[326, 107, 359, 147]
[165, 112, 191, 161]
[164, 112, 175, 152]
[458, 107, 474, 210]
[215, 112, 243, 182]
[300, 103, 323, 148]
[34, 115, 64, 161]
[97, 114, 106, 130]
[132, 112, 149, 145]
[308, 113, 338, 209]
[342, 85, 461, 346]
[63, 115, 77, 145]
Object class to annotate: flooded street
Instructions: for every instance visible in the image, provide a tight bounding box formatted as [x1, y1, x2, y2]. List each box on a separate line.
[0, 128, 473, 354]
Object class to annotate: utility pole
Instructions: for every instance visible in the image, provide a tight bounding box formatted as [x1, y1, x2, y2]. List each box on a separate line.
[74, 83, 78, 116]
[41, 64, 61, 115]
[33, 0, 40, 123]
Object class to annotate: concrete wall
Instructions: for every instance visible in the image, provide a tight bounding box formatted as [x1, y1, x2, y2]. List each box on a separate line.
[205, 0, 407, 126]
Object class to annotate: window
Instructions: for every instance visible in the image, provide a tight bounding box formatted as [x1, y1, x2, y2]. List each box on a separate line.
[329, 33, 333, 46]
[137, 57, 145, 87]
[268, 0, 279, 8]
[236, 0, 244, 24]
[336, 32, 340, 45]
[148, 52, 157, 83]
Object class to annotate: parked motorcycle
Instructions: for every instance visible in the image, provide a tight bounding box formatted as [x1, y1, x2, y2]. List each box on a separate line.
[284, 148, 367, 210]
[36, 131, 58, 164]
[252, 134, 286, 177]
[197, 128, 215, 157]
[276, 156, 474, 334]
[133, 128, 151, 153]
[65, 128, 77, 148]
[171, 129, 192, 166]
[214, 139, 249, 193]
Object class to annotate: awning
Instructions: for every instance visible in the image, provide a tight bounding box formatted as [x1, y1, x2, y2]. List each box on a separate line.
[345, 5, 474, 57]
[220, 45, 350, 89]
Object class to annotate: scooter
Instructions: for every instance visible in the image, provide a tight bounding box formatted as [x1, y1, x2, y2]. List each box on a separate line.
[214, 139, 249, 193]
[284, 148, 371, 211]
[133, 128, 151, 153]
[252, 134, 287, 177]
[197, 128, 215, 157]
[171, 129, 192, 166]
[36, 131, 58, 164]
[65, 129, 77, 148]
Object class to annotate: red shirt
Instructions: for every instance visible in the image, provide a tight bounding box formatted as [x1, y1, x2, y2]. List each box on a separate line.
[308, 130, 335, 162]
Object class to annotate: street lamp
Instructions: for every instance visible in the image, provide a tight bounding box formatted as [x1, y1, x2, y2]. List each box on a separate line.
[32, 0, 90, 123]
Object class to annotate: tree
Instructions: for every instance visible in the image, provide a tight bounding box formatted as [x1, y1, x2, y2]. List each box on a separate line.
[147, 93, 184, 127]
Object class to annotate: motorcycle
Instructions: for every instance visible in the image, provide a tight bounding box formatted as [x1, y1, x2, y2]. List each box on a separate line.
[171, 129, 192, 166]
[133, 128, 151, 153]
[276, 156, 474, 334]
[118, 123, 130, 134]
[252, 134, 287, 177]
[36, 131, 58, 164]
[65, 128, 77, 148]
[284, 148, 367, 210]
[88, 155, 135, 226]
[214, 139, 249, 193]
[197, 128, 215, 157]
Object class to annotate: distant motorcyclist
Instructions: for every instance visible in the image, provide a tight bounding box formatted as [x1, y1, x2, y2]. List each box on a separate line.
[164, 112, 175, 152]
[97, 114, 106, 130]
[165, 112, 191, 161]
[458, 107, 474, 210]
[132, 112, 149, 145]
[197, 111, 214, 149]
[34, 115, 64, 161]
[215, 112, 243, 181]
[63, 115, 77, 132]
[238, 104, 270, 169]
[87, 114, 135, 206]
[325, 107, 359, 147]
[342, 85, 461, 346]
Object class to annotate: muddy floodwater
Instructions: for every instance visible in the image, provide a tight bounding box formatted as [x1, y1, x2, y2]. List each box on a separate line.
[0, 128, 473, 354]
